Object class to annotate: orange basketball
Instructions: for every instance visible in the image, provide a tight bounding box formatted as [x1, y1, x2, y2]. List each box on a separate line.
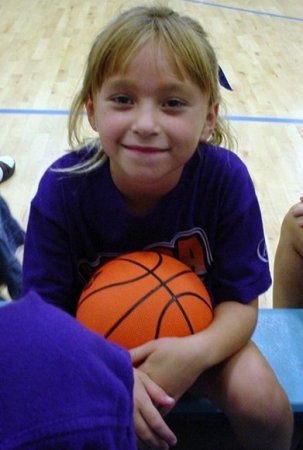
[76, 251, 213, 350]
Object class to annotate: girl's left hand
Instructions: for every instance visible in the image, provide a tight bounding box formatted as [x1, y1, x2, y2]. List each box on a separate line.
[130, 336, 203, 411]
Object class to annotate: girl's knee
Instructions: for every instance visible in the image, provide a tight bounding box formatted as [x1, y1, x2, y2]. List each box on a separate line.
[239, 375, 290, 424]
[215, 344, 292, 424]
[226, 369, 293, 450]
[197, 344, 294, 448]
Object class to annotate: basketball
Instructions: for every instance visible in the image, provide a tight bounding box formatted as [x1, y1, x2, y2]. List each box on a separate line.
[76, 251, 213, 350]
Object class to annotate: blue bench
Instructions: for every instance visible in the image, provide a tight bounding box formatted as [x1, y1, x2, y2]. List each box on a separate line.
[253, 308, 303, 413]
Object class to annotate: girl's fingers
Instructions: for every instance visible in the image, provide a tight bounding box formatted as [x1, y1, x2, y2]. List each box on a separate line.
[130, 341, 155, 365]
[145, 380, 175, 409]
[135, 411, 173, 449]
[133, 369, 177, 448]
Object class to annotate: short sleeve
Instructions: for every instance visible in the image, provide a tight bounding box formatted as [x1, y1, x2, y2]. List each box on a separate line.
[210, 152, 271, 303]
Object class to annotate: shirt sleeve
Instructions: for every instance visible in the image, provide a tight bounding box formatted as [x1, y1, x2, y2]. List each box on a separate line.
[22, 168, 79, 314]
[210, 152, 272, 304]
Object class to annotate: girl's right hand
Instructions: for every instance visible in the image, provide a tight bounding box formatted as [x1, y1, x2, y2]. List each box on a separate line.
[133, 368, 177, 449]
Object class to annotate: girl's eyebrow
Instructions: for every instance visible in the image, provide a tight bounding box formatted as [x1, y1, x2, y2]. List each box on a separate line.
[104, 78, 197, 97]
[103, 79, 136, 90]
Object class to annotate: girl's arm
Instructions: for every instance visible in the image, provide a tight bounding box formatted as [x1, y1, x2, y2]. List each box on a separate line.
[131, 299, 258, 404]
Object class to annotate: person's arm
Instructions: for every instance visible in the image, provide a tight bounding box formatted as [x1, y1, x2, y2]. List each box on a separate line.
[131, 299, 258, 405]
[273, 197, 303, 307]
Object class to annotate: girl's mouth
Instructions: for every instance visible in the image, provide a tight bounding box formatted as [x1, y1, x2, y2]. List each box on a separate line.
[123, 144, 167, 154]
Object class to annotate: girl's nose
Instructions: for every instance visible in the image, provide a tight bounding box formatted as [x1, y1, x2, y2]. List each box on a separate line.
[131, 103, 160, 137]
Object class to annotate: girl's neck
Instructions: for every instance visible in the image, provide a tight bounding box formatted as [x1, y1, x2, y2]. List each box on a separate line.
[110, 164, 184, 216]
[123, 194, 161, 216]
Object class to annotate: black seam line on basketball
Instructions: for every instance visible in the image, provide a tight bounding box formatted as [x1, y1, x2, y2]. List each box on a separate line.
[79, 266, 192, 314]
[156, 297, 194, 337]
[118, 253, 196, 301]
[104, 269, 203, 339]
[78, 271, 158, 307]
[155, 292, 213, 339]
[79, 253, 189, 308]
[78, 253, 164, 307]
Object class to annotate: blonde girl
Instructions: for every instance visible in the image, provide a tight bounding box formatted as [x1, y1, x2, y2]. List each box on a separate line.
[23, 5, 293, 449]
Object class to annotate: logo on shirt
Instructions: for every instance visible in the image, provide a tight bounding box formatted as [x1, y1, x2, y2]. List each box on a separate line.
[146, 228, 212, 276]
[78, 228, 212, 283]
[257, 238, 269, 263]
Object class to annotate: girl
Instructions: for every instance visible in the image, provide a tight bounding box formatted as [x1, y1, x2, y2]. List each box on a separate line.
[22, 5, 293, 449]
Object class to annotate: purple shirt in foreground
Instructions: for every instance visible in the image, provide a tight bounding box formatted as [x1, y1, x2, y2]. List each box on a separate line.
[0, 292, 135, 449]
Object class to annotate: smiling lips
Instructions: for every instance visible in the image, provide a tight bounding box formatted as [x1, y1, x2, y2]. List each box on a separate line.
[123, 144, 168, 153]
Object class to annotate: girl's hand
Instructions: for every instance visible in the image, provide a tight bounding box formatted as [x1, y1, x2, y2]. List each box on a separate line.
[133, 368, 177, 449]
[131, 300, 258, 409]
[132, 336, 203, 408]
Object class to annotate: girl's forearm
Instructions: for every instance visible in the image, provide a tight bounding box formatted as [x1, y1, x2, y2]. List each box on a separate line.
[188, 299, 258, 373]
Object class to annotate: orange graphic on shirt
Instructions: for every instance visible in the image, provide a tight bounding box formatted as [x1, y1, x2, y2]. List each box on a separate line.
[151, 234, 208, 276]
[79, 229, 211, 282]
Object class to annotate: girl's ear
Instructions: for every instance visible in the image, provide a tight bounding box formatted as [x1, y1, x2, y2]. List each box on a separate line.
[199, 102, 219, 142]
[85, 96, 97, 131]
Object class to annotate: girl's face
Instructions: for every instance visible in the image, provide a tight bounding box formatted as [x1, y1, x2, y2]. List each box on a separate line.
[86, 40, 218, 201]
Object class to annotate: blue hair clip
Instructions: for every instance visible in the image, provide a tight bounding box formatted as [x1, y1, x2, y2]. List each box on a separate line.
[218, 66, 232, 91]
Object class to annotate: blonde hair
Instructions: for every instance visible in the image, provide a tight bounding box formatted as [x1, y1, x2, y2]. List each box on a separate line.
[68, 5, 234, 172]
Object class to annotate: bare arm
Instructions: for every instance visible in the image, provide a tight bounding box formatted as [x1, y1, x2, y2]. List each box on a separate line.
[192, 298, 258, 370]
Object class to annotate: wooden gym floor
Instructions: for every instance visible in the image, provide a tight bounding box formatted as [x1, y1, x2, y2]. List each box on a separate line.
[0, 0, 302, 308]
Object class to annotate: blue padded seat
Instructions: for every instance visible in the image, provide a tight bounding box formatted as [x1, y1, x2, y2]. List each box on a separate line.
[253, 308, 303, 413]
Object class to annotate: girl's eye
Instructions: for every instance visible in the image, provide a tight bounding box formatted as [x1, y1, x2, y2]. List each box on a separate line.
[112, 95, 133, 105]
[163, 98, 186, 109]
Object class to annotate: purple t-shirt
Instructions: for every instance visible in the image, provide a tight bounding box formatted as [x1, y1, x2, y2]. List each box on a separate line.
[0, 291, 135, 449]
[22, 144, 271, 314]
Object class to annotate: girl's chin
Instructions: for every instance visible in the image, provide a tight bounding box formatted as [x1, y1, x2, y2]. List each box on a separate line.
[110, 160, 183, 192]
